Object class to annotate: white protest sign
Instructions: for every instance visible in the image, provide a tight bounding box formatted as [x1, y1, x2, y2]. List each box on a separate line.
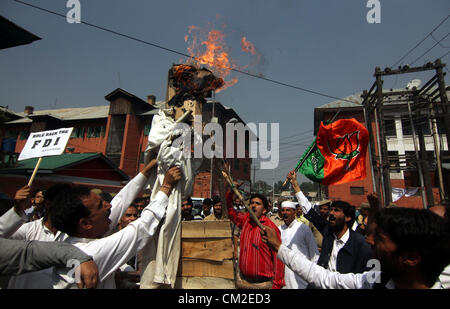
[18, 128, 74, 161]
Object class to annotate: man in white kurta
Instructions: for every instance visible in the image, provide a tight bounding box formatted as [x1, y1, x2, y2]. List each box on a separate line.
[278, 201, 319, 289]
[0, 160, 155, 289]
[52, 167, 181, 288]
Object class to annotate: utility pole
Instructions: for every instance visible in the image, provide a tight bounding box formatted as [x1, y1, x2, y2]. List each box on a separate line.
[253, 164, 256, 194]
[375, 68, 392, 207]
[434, 59, 450, 205]
[406, 97, 428, 209]
[417, 116, 434, 208]
[429, 100, 446, 203]
[272, 169, 275, 204]
[362, 92, 379, 194]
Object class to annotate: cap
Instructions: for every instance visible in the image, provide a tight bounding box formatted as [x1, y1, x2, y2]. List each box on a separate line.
[317, 199, 332, 206]
[281, 201, 297, 209]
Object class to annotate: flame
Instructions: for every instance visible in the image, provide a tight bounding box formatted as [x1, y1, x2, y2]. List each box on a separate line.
[184, 25, 263, 92]
[241, 37, 257, 55]
[185, 26, 238, 92]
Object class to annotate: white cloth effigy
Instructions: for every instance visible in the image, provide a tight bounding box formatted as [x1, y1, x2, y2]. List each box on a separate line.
[140, 109, 202, 288]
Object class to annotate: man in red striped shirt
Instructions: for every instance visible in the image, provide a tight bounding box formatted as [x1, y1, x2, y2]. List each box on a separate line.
[226, 189, 285, 289]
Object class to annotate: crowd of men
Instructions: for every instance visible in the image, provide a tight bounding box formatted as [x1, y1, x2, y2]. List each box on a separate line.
[0, 159, 449, 289]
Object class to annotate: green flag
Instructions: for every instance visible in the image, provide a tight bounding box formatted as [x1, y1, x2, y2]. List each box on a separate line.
[296, 139, 325, 183]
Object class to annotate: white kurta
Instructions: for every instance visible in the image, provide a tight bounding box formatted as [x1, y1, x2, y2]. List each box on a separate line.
[278, 244, 444, 289]
[0, 172, 148, 289]
[53, 191, 169, 289]
[279, 220, 319, 289]
[140, 110, 202, 288]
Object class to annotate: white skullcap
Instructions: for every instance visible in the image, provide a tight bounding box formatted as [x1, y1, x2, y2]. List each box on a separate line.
[281, 201, 297, 209]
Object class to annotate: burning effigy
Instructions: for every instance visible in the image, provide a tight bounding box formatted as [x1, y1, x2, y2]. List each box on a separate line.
[139, 64, 224, 289]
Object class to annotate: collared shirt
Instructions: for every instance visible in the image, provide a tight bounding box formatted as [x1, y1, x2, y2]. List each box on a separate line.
[277, 244, 444, 289]
[279, 220, 319, 289]
[226, 190, 285, 289]
[53, 191, 168, 289]
[328, 228, 350, 272]
[0, 172, 149, 289]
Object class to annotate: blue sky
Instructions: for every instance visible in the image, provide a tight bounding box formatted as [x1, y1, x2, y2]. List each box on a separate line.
[1, 0, 449, 184]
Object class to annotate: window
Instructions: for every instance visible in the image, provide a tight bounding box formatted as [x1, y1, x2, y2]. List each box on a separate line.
[404, 151, 417, 170]
[94, 127, 102, 138]
[419, 121, 431, 135]
[384, 119, 396, 137]
[401, 117, 412, 136]
[436, 117, 446, 135]
[71, 127, 85, 139]
[350, 187, 365, 195]
[388, 151, 400, 172]
[87, 127, 94, 138]
[19, 131, 30, 140]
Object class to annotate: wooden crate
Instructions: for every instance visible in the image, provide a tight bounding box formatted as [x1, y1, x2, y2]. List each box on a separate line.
[177, 220, 236, 289]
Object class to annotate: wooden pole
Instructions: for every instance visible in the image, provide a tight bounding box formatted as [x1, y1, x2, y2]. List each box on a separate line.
[28, 157, 43, 186]
[221, 170, 264, 231]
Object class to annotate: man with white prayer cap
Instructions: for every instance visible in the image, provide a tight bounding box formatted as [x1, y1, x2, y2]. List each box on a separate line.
[278, 201, 319, 289]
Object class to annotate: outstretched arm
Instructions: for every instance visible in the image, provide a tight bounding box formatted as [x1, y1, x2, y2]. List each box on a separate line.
[261, 226, 376, 289]
[75, 167, 181, 282]
[0, 238, 98, 289]
[108, 158, 158, 231]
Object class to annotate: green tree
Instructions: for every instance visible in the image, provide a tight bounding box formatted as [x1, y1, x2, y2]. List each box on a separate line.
[254, 180, 272, 195]
[300, 181, 319, 193]
[273, 180, 285, 194]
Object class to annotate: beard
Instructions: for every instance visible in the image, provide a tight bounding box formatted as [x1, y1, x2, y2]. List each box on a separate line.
[329, 215, 346, 232]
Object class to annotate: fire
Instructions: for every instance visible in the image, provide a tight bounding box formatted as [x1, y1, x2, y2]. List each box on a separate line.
[184, 24, 262, 92]
[241, 37, 257, 55]
[184, 26, 238, 92]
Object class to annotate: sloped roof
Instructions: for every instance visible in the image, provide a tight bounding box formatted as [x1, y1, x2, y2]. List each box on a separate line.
[0, 153, 129, 180]
[0, 105, 23, 120]
[6, 105, 110, 124]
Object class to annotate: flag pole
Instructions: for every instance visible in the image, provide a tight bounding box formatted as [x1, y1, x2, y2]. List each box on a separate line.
[28, 157, 43, 186]
[281, 109, 342, 187]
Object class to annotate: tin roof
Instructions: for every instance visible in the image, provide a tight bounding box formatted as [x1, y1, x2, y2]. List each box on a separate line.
[0, 153, 129, 180]
[6, 105, 110, 124]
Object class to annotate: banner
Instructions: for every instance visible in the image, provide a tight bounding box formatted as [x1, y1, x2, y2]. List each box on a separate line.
[18, 128, 74, 161]
[296, 119, 369, 186]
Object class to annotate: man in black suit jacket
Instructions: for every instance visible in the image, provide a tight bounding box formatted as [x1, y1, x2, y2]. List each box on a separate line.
[287, 171, 372, 284]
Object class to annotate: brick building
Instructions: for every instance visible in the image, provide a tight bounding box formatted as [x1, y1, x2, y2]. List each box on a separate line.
[314, 90, 449, 209]
[0, 88, 251, 198]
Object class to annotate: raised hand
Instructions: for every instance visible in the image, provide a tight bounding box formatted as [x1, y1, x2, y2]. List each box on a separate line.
[13, 185, 31, 215]
[287, 170, 301, 193]
[160, 166, 182, 195]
